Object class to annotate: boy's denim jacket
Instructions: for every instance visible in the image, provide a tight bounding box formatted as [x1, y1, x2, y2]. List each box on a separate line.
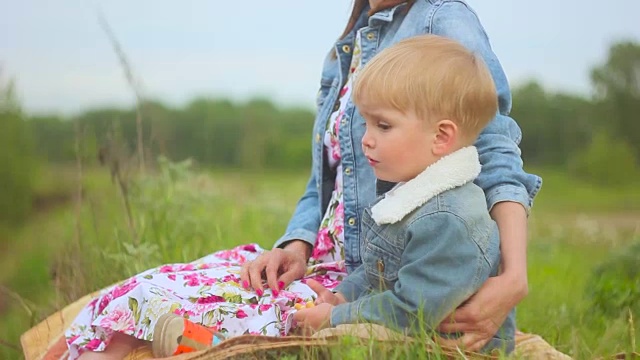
[274, 0, 542, 273]
[332, 147, 516, 353]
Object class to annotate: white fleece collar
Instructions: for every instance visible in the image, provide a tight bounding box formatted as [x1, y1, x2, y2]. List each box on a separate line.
[371, 146, 481, 225]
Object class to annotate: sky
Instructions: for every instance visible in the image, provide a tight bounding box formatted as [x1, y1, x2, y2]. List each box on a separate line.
[1, 0, 639, 116]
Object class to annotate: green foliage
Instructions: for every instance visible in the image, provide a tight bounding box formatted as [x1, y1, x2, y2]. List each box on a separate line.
[1, 166, 639, 359]
[512, 41, 640, 168]
[26, 97, 314, 171]
[0, 78, 35, 226]
[585, 240, 640, 319]
[513, 81, 595, 167]
[568, 132, 640, 186]
[28, 116, 75, 162]
[21, 40, 640, 173]
[591, 41, 640, 158]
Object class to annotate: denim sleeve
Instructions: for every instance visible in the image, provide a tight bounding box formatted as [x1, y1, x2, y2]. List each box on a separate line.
[333, 264, 371, 302]
[272, 172, 322, 249]
[330, 212, 487, 330]
[430, 1, 542, 212]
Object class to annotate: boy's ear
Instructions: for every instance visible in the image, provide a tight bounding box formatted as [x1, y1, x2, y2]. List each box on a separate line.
[432, 119, 458, 155]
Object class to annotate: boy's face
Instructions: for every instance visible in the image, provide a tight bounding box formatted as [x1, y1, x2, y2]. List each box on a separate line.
[359, 101, 438, 183]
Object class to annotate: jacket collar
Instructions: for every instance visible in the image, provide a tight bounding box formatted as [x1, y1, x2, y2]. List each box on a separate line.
[371, 146, 481, 225]
[369, 2, 409, 26]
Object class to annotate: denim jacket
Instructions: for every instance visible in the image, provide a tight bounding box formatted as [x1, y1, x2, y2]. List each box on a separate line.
[274, 0, 542, 273]
[331, 147, 516, 353]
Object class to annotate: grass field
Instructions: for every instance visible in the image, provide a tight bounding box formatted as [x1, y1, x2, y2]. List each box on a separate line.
[0, 164, 638, 359]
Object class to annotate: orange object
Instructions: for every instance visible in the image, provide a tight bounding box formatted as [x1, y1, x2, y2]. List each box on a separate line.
[153, 314, 226, 357]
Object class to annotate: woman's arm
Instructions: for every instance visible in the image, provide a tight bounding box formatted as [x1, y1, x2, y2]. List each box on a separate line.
[492, 202, 528, 295]
[438, 202, 528, 351]
[428, 1, 541, 351]
[272, 175, 323, 250]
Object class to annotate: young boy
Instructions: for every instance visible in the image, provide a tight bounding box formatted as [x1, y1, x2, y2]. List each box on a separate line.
[292, 34, 516, 354]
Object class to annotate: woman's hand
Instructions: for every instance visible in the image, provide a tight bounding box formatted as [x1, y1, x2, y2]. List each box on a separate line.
[305, 279, 346, 305]
[240, 240, 310, 295]
[437, 201, 529, 351]
[437, 272, 527, 351]
[293, 303, 334, 333]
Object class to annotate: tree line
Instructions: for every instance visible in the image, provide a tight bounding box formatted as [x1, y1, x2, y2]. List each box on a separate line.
[1, 41, 639, 226]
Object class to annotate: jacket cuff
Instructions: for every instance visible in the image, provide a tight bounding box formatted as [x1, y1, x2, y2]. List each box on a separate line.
[273, 229, 317, 249]
[333, 281, 361, 302]
[485, 183, 540, 215]
[330, 302, 358, 327]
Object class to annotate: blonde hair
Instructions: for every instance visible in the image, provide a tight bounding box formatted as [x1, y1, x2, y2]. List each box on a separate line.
[353, 34, 498, 141]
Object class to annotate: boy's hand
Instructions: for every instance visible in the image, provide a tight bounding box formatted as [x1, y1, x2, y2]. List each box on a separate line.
[292, 303, 334, 333]
[306, 279, 346, 305]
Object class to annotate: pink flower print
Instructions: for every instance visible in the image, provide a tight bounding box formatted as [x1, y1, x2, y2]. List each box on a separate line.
[99, 306, 135, 333]
[167, 274, 177, 281]
[109, 278, 139, 299]
[198, 263, 213, 270]
[222, 274, 240, 284]
[340, 86, 349, 98]
[259, 304, 272, 312]
[85, 338, 103, 351]
[87, 297, 99, 311]
[181, 264, 196, 271]
[313, 262, 346, 274]
[174, 308, 196, 318]
[312, 228, 333, 259]
[183, 273, 200, 287]
[236, 310, 248, 319]
[331, 144, 341, 162]
[199, 275, 217, 286]
[97, 295, 112, 314]
[311, 275, 341, 289]
[68, 334, 80, 345]
[214, 320, 224, 331]
[241, 244, 257, 252]
[197, 295, 225, 304]
[334, 111, 343, 131]
[159, 265, 175, 273]
[335, 203, 344, 223]
[214, 250, 234, 260]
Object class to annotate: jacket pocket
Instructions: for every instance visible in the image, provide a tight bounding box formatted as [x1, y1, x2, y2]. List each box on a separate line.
[363, 238, 401, 291]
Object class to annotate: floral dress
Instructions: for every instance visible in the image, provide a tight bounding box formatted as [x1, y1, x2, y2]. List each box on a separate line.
[65, 34, 365, 360]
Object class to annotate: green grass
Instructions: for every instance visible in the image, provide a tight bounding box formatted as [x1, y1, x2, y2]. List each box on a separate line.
[530, 166, 640, 213]
[0, 164, 638, 359]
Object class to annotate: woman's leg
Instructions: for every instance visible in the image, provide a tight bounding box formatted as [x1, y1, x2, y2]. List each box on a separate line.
[77, 332, 147, 360]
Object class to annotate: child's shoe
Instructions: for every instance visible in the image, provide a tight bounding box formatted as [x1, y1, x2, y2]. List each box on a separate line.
[152, 313, 226, 357]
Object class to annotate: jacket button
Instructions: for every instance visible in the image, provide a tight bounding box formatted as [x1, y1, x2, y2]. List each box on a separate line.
[377, 259, 385, 273]
[348, 218, 356, 226]
[315, 133, 321, 143]
[366, 32, 376, 41]
[345, 167, 352, 175]
[342, 45, 351, 53]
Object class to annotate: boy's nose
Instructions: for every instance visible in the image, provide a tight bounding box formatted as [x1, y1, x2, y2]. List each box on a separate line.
[362, 130, 374, 149]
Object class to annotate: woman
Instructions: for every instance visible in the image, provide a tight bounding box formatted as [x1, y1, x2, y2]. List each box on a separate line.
[242, 0, 539, 351]
[68, 1, 543, 358]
